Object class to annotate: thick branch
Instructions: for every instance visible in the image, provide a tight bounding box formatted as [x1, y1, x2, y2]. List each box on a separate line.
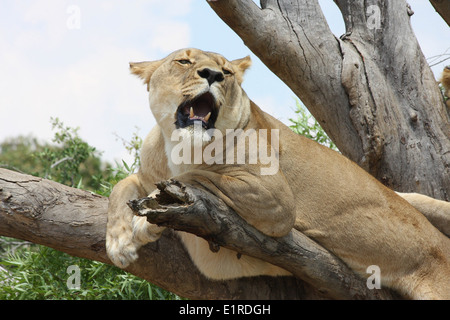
[0, 168, 321, 299]
[0, 168, 398, 299]
[208, 0, 450, 200]
[429, 0, 450, 27]
[207, 0, 363, 160]
[129, 179, 398, 300]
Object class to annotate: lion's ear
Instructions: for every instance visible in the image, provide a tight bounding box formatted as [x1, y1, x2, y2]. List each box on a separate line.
[231, 56, 252, 84]
[129, 60, 163, 91]
[231, 55, 252, 72]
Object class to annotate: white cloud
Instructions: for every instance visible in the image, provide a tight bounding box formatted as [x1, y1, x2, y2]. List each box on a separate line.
[250, 94, 296, 127]
[0, 0, 448, 166]
[151, 21, 191, 53]
[0, 0, 193, 163]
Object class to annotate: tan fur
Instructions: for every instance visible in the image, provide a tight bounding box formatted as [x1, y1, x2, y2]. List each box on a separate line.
[440, 66, 450, 108]
[396, 192, 450, 237]
[106, 48, 450, 299]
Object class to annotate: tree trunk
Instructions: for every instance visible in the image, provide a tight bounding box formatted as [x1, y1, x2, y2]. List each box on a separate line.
[207, 0, 450, 200]
[0, 169, 398, 299]
[2, 1, 448, 300]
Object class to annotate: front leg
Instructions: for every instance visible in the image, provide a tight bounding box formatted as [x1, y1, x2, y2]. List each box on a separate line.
[106, 126, 170, 268]
[174, 166, 296, 237]
[106, 174, 165, 268]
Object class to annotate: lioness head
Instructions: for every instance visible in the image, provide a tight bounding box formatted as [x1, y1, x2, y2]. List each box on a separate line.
[130, 48, 252, 140]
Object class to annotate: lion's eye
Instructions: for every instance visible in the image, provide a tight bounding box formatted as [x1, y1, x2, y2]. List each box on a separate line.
[177, 59, 192, 65]
[223, 68, 232, 75]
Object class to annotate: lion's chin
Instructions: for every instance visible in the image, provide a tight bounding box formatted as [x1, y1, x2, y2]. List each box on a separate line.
[176, 124, 213, 148]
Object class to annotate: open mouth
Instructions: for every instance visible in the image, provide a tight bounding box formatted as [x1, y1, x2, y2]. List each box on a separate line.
[175, 92, 218, 129]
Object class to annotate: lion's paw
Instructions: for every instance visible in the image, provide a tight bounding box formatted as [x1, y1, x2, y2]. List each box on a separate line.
[132, 216, 166, 243]
[106, 190, 166, 269]
[106, 232, 140, 269]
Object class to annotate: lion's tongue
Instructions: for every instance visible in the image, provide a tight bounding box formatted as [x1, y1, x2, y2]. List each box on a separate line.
[190, 106, 211, 122]
[195, 99, 211, 117]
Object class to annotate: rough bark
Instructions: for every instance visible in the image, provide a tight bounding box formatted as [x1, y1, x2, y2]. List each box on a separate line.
[2, 1, 448, 300]
[0, 169, 397, 299]
[207, 0, 450, 200]
[129, 179, 398, 300]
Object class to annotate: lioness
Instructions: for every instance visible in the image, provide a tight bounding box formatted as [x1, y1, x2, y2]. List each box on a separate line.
[106, 48, 450, 299]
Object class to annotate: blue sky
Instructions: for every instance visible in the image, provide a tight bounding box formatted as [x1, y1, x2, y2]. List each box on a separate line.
[0, 0, 449, 164]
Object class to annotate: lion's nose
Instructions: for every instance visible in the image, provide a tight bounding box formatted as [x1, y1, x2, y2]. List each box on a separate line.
[197, 68, 224, 86]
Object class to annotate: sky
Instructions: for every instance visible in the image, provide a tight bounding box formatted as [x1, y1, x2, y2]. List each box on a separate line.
[0, 0, 449, 165]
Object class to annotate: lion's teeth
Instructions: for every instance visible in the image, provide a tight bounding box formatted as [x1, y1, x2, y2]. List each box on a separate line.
[190, 107, 195, 118]
[204, 112, 211, 122]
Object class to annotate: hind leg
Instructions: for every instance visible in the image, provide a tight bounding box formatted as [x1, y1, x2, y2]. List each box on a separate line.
[396, 192, 450, 237]
[395, 261, 450, 299]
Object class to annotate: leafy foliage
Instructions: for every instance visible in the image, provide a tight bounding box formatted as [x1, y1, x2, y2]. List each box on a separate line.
[0, 107, 335, 300]
[0, 118, 111, 191]
[0, 241, 179, 300]
[289, 99, 338, 151]
[439, 83, 449, 103]
[0, 135, 48, 176]
[0, 119, 179, 300]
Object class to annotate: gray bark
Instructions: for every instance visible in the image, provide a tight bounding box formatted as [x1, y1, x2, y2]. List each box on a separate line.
[207, 0, 450, 200]
[130, 179, 398, 299]
[0, 169, 397, 299]
[2, 0, 448, 300]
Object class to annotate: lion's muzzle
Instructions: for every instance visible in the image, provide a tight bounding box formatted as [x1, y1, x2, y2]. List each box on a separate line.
[175, 92, 218, 130]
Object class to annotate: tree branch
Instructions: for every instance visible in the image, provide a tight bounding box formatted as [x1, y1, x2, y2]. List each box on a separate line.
[0, 168, 324, 299]
[429, 0, 450, 27]
[208, 0, 450, 200]
[207, 0, 363, 161]
[129, 179, 398, 300]
[0, 168, 399, 299]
